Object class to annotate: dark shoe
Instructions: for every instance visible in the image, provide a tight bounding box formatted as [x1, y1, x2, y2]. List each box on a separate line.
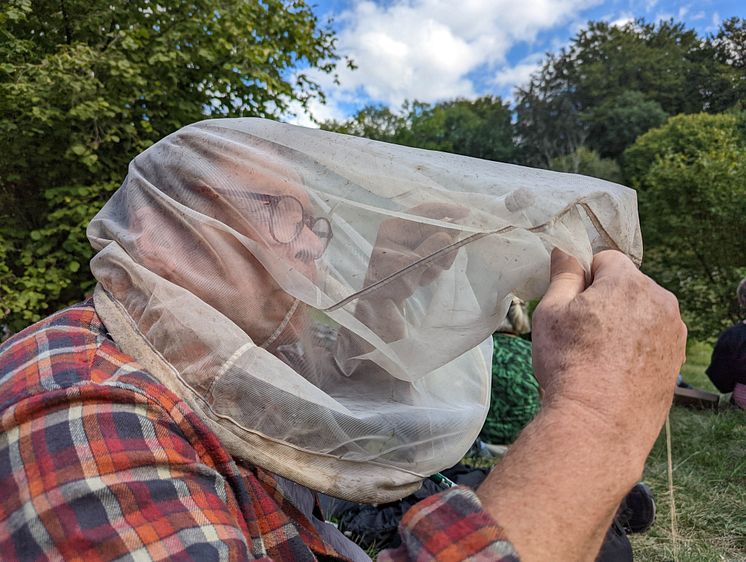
[616, 482, 656, 534]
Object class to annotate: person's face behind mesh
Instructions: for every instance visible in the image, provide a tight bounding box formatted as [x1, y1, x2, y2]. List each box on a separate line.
[134, 165, 328, 348]
[220, 169, 327, 348]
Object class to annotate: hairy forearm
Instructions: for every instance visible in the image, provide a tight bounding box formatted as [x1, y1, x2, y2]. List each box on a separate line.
[476, 398, 646, 562]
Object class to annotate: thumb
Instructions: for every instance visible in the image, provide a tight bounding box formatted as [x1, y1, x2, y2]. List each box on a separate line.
[541, 248, 587, 308]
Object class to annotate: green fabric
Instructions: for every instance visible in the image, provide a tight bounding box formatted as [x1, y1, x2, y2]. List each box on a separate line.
[479, 333, 540, 445]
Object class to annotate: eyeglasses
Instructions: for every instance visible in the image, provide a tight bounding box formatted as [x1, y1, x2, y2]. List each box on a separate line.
[233, 191, 333, 255]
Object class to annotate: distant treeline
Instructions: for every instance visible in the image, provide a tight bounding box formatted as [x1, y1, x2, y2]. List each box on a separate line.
[1, 2, 744, 339]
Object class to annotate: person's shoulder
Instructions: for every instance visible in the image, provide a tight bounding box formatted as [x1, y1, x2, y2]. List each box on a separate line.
[0, 299, 153, 413]
[726, 320, 746, 331]
[0, 299, 103, 362]
[716, 321, 746, 344]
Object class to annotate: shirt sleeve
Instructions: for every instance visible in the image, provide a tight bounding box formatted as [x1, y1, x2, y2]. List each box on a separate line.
[0, 382, 255, 561]
[377, 486, 519, 562]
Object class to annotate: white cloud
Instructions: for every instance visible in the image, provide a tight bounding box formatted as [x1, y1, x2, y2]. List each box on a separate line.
[301, 0, 604, 122]
[492, 53, 545, 100]
[283, 97, 349, 128]
[653, 11, 673, 23]
[609, 13, 635, 28]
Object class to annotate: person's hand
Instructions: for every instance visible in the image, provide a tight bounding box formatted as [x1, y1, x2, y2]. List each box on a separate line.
[336, 203, 468, 371]
[476, 249, 686, 561]
[364, 202, 468, 306]
[344, 202, 468, 345]
[532, 248, 687, 452]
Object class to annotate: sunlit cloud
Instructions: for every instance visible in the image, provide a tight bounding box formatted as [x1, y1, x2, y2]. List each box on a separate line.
[289, 0, 743, 125]
[295, 0, 603, 123]
[492, 53, 545, 100]
[610, 13, 635, 27]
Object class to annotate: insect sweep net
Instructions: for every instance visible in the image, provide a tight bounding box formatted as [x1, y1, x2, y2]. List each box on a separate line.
[88, 118, 642, 502]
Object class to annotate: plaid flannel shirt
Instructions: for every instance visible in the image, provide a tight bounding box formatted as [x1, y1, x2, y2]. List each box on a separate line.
[0, 301, 518, 561]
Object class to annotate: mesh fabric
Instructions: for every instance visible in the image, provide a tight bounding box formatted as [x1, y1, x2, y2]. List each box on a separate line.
[87, 118, 642, 501]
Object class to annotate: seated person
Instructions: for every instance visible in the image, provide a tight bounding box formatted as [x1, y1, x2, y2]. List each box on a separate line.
[0, 119, 687, 561]
[706, 278, 746, 408]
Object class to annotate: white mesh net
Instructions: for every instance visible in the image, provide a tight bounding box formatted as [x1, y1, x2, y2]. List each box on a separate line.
[88, 118, 642, 502]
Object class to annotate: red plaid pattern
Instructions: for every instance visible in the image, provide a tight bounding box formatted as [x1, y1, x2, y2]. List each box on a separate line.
[0, 301, 518, 561]
[378, 488, 518, 561]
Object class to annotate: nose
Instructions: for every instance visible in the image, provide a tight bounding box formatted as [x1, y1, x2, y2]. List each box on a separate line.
[293, 224, 326, 263]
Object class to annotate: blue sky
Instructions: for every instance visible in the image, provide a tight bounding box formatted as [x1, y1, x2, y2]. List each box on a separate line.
[288, 0, 745, 125]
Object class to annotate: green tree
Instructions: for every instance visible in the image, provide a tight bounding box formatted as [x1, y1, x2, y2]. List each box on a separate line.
[0, 0, 339, 334]
[570, 20, 703, 115]
[692, 17, 746, 113]
[323, 96, 516, 162]
[623, 113, 746, 339]
[321, 105, 406, 142]
[515, 18, 746, 166]
[586, 91, 668, 159]
[548, 146, 623, 184]
[404, 96, 515, 162]
[514, 52, 587, 167]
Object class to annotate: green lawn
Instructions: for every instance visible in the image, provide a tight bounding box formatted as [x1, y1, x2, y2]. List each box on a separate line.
[629, 341, 746, 562]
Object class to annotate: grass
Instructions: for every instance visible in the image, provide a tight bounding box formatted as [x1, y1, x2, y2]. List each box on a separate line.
[629, 341, 746, 562]
[680, 340, 720, 391]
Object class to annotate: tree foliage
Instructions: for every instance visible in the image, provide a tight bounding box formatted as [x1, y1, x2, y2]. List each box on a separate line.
[548, 147, 622, 184]
[0, 0, 338, 334]
[624, 113, 746, 338]
[515, 18, 745, 166]
[323, 96, 516, 162]
[695, 17, 746, 112]
[514, 52, 588, 167]
[3, 8, 745, 343]
[401, 97, 516, 162]
[322, 105, 406, 142]
[586, 91, 668, 159]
